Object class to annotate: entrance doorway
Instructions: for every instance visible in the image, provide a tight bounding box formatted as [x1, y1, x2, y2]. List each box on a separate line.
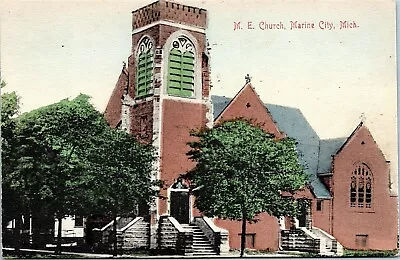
[170, 191, 190, 223]
[169, 178, 190, 224]
[297, 199, 311, 228]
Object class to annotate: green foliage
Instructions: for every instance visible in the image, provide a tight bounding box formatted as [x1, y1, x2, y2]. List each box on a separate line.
[84, 126, 161, 216]
[13, 94, 107, 217]
[4, 92, 160, 254]
[186, 119, 308, 221]
[1, 81, 20, 169]
[1, 82, 22, 225]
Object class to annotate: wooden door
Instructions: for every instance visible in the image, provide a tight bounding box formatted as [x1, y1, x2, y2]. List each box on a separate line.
[170, 191, 190, 224]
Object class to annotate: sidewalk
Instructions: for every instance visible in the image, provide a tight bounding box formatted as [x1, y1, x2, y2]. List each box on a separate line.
[3, 247, 297, 258]
[3, 248, 114, 258]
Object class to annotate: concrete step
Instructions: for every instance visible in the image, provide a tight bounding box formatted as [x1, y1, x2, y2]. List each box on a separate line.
[193, 236, 210, 239]
[321, 251, 335, 256]
[193, 250, 216, 253]
[193, 242, 213, 246]
[193, 248, 216, 252]
[193, 241, 214, 246]
[181, 223, 216, 255]
[193, 241, 213, 245]
[193, 246, 215, 251]
[193, 251, 218, 255]
[193, 233, 204, 236]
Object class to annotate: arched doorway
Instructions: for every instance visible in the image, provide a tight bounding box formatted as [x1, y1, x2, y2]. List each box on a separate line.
[169, 178, 190, 224]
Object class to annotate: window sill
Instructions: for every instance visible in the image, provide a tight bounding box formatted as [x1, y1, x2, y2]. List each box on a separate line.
[351, 209, 375, 213]
[135, 93, 153, 100]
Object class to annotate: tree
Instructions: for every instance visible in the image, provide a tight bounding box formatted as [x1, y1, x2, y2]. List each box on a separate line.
[13, 94, 106, 253]
[1, 81, 23, 253]
[2, 81, 20, 192]
[84, 127, 161, 256]
[186, 119, 308, 257]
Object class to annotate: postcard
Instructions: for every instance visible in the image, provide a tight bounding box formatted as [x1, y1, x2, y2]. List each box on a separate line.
[1, 0, 398, 258]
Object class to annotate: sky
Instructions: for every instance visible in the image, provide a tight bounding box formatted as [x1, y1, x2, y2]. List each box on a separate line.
[1, 0, 398, 190]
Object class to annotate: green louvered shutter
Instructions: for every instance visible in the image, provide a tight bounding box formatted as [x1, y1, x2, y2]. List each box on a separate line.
[136, 50, 153, 98]
[167, 49, 195, 97]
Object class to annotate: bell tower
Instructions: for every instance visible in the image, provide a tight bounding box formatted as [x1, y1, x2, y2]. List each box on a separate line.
[119, 0, 212, 243]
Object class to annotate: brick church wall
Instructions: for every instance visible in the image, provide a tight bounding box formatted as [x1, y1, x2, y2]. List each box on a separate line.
[159, 100, 208, 215]
[332, 125, 398, 250]
[128, 1, 210, 216]
[129, 101, 154, 144]
[311, 199, 332, 235]
[214, 213, 280, 251]
[132, 0, 207, 30]
[212, 83, 287, 251]
[216, 84, 284, 139]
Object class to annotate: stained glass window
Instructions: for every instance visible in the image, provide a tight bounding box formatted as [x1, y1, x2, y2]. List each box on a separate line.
[350, 164, 372, 208]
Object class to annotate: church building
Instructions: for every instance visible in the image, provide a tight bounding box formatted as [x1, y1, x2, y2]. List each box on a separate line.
[102, 0, 398, 255]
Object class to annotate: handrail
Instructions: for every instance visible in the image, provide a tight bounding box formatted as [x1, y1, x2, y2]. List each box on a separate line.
[119, 217, 142, 232]
[167, 216, 186, 233]
[201, 216, 229, 234]
[312, 226, 335, 240]
[92, 217, 121, 232]
[300, 227, 319, 239]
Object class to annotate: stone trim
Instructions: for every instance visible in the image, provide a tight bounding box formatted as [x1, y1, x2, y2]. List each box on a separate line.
[132, 20, 206, 35]
[157, 215, 193, 255]
[118, 218, 150, 251]
[162, 30, 202, 101]
[311, 227, 343, 256]
[119, 217, 142, 232]
[204, 96, 213, 128]
[93, 217, 121, 232]
[91, 217, 150, 253]
[281, 228, 320, 253]
[193, 216, 229, 255]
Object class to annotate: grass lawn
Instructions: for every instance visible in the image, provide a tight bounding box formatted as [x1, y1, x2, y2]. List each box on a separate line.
[343, 249, 398, 257]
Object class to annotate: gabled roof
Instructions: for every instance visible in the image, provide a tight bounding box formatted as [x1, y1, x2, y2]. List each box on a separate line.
[210, 93, 331, 199]
[335, 121, 364, 155]
[211, 95, 231, 120]
[334, 121, 387, 161]
[212, 83, 284, 137]
[317, 138, 347, 174]
[104, 67, 129, 128]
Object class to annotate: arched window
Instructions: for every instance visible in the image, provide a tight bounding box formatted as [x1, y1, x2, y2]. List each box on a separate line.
[350, 164, 372, 208]
[167, 36, 195, 98]
[136, 37, 154, 98]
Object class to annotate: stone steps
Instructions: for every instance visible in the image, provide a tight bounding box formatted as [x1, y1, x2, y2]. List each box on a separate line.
[281, 228, 342, 256]
[181, 224, 217, 256]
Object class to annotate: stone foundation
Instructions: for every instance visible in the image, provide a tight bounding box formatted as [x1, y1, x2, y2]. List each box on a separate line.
[157, 215, 193, 255]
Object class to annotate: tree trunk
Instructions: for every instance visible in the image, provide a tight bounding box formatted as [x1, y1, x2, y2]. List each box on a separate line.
[240, 208, 247, 258]
[55, 216, 63, 254]
[112, 213, 118, 257]
[15, 214, 22, 255]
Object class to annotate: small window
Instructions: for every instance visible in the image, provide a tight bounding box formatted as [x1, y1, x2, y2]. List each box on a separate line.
[74, 215, 83, 227]
[316, 200, 323, 211]
[238, 233, 256, 248]
[355, 234, 368, 247]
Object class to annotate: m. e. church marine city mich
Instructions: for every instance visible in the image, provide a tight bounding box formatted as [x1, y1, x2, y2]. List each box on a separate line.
[55, 0, 400, 256]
